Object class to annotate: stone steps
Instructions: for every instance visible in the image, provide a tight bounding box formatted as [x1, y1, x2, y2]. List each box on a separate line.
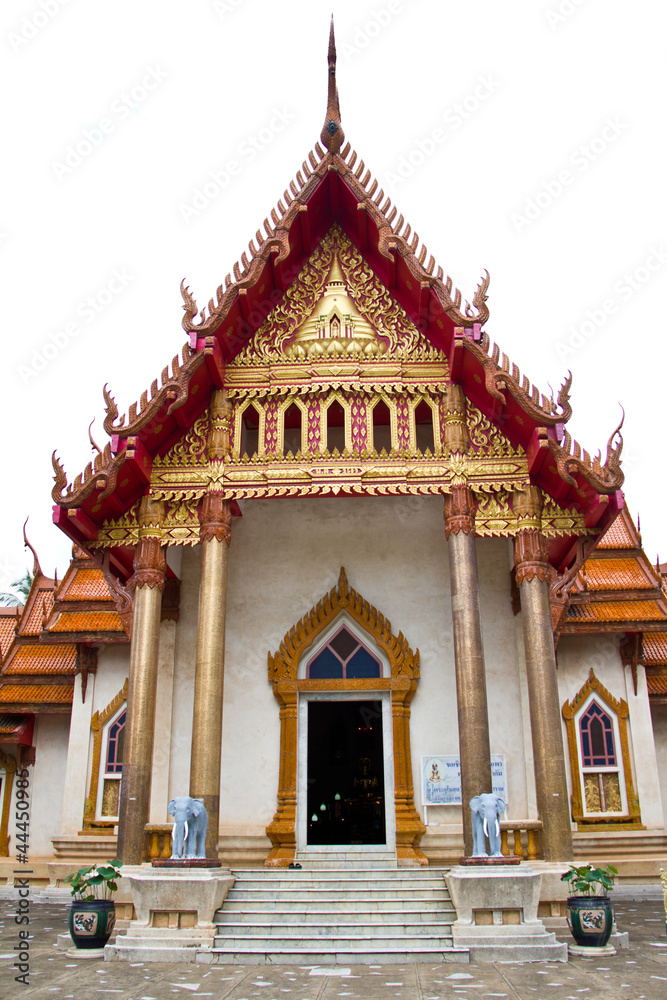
[201, 861, 469, 965]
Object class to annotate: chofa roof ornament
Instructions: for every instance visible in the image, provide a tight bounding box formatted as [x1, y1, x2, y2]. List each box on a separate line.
[320, 17, 345, 155]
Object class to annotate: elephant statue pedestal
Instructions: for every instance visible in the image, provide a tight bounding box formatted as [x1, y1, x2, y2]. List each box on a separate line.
[105, 865, 235, 963]
[444, 865, 568, 963]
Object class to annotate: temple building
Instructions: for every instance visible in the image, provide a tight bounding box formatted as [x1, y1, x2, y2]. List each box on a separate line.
[1, 26, 666, 885]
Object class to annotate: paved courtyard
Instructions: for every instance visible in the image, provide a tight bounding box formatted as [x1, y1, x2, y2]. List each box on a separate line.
[1, 891, 666, 1000]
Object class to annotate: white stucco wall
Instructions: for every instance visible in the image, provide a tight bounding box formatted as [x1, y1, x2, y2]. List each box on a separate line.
[650, 703, 667, 829]
[18, 715, 69, 857]
[210, 496, 527, 840]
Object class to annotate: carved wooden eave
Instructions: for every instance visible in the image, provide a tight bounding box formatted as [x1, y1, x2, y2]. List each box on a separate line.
[51, 23, 623, 580]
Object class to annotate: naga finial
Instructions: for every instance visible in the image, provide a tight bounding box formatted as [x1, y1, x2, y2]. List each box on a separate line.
[22, 517, 42, 579]
[88, 418, 102, 456]
[320, 16, 345, 154]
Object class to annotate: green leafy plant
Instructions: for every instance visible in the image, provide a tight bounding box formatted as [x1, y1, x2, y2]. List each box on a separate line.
[561, 862, 617, 897]
[65, 859, 122, 901]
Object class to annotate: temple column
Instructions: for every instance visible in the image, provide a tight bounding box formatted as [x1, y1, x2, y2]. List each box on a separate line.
[117, 497, 166, 864]
[189, 391, 232, 858]
[513, 486, 573, 861]
[443, 384, 492, 858]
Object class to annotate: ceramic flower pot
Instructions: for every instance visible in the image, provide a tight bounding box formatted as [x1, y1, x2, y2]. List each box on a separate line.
[566, 895, 613, 948]
[68, 899, 116, 949]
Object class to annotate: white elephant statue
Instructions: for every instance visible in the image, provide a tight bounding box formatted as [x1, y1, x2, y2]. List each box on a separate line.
[168, 796, 208, 859]
[470, 792, 505, 857]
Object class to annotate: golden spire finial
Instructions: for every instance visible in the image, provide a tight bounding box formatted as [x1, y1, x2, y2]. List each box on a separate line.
[320, 16, 345, 154]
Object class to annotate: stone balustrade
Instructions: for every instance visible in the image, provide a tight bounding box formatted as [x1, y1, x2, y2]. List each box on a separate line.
[144, 824, 174, 861]
[500, 820, 543, 860]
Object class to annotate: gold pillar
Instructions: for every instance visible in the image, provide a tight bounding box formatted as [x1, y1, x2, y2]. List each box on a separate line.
[445, 485, 493, 856]
[117, 497, 166, 864]
[189, 391, 232, 858]
[443, 385, 492, 857]
[513, 486, 573, 862]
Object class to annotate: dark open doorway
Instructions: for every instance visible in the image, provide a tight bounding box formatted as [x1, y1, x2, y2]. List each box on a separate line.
[307, 700, 386, 846]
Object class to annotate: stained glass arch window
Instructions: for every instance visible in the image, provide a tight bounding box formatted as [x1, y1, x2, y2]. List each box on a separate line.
[306, 624, 382, 680]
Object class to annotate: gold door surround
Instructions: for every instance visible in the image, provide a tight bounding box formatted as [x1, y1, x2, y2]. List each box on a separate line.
[266, 567, 426, 867]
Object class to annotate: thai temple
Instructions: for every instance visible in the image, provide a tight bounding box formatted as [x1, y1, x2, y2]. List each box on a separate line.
[1, 24, 666, 926]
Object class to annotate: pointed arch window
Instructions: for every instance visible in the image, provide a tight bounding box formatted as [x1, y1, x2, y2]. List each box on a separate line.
[307, 625, 382, 680]
[562, 669, 641, 826]
[326, 400, 346, 454]
[283, 403, 302, 457]
[240, 404, 260, 459]
[414, 400, 435, 455]
[101, 708, 125, 819]
[372, 400, 392, 454]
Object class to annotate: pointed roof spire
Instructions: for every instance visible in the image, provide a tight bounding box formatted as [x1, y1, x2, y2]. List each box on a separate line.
[320, 16, 345, 154]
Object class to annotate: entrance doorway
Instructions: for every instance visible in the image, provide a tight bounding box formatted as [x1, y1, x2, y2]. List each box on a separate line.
[307, 700, 386, 846]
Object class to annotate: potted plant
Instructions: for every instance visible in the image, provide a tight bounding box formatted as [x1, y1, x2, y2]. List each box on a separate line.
[561, 862, 617, 949]
[65, 859, 122, 950]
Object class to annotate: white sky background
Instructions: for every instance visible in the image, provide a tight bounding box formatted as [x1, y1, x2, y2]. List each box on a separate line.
[1, 0, 665, 587]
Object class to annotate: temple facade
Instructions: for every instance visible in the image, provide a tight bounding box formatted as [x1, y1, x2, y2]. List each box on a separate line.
[1, 27, 666, 883]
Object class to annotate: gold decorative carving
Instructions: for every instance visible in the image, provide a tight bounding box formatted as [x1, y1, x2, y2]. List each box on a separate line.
[444, 485, 476, 538]
[129, 498, 166, 591]
[562, 669, 642, 829]
[266, 568, 426, 867]
[475, 491, 514, 536]
[442, 384, 468, 454]
[82, 679, 128, 832]
[199, 493, 231, 544]
[466, 404, 521, 459]
[514, 529, 549, 586]
[0, 749, 17, 856]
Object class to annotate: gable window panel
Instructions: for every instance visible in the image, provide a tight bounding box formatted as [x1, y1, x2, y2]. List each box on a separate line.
[372, 400, 392, 454]
[240, 404, 260, 459]
[100, 708, 125, 820]
[283, 402, 303, 457]
[414, 400, 435, 454]
[326, 400, 346, 454]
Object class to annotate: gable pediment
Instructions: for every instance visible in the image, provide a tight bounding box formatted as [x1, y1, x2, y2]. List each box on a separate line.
[226, 224, 446, 388]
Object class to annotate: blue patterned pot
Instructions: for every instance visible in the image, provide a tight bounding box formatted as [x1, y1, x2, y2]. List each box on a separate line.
[566, 896, 613, 948]
[68, 900, 116, 949]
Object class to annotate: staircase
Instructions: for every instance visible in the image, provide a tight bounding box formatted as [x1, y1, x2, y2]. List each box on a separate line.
[198, 853, 469, 965]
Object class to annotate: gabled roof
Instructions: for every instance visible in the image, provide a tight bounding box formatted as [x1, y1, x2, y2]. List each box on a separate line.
[561, 507, 667, 635]
[0, 545, 128, 717]
[51, 22, 623, 578]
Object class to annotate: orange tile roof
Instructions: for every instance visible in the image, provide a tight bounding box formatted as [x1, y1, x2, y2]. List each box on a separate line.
[22, 590, 53, 636]
[647, 675, 667, 695]
[0, 714, 25, 734]
[567, 600, 667, 624]
[0, 614, 17, 652]
[598, 516, 636, 549]
[644, 633, 667, 666]
[0, 684, 73, 705]
[59, 568, 112, 601]
[49, 611, 123, 633]
[7, 645, 77, 674]
[583, 559, 653, 591]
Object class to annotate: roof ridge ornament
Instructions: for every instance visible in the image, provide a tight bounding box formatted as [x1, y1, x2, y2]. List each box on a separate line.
[320, 16, 345, 154]
[22, 517, 42, 579]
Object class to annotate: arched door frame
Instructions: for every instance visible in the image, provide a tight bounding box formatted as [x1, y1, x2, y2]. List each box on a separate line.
[266, 568, 426, 867]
